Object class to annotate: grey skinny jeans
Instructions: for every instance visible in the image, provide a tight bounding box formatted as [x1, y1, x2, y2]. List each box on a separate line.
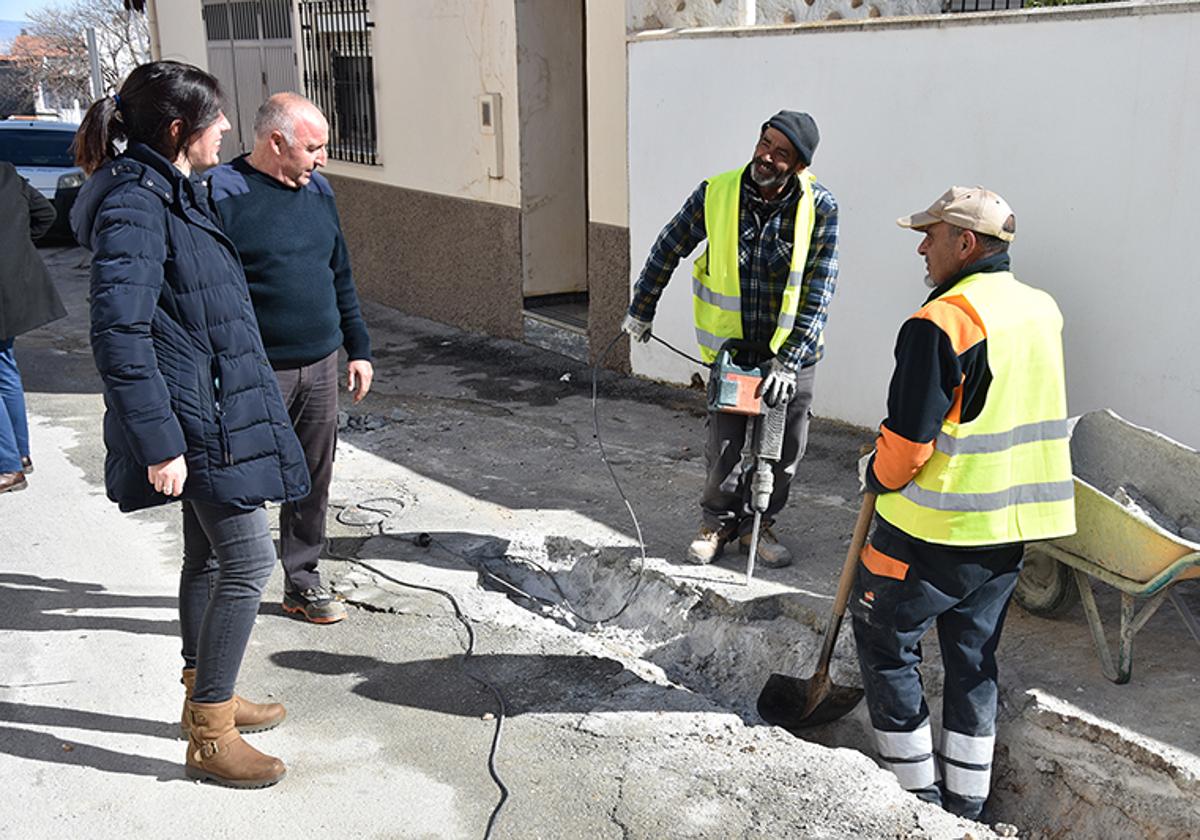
[178, 500, 276, 703]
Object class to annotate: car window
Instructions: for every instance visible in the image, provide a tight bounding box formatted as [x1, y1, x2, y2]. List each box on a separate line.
[0, 129, 76, 167]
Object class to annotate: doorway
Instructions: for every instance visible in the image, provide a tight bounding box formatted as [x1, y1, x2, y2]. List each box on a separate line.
[515, 0, 589, 359]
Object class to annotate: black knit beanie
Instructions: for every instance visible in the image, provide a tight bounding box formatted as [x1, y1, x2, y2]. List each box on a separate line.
[762, 111, 819, 166]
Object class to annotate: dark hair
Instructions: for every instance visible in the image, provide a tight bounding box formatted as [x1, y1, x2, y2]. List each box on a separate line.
[73, 60, 224, 175]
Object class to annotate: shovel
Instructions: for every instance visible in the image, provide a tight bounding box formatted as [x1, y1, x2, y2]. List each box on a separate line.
[756, 492, 875, 730]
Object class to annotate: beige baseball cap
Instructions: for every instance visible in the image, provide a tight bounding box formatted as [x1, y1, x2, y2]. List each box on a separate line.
[897, 186, 1016, 242]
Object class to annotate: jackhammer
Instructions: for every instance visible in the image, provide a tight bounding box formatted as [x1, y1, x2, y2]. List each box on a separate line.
[706, 340, 789, 584]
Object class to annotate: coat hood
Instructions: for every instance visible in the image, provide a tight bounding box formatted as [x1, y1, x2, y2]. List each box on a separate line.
[71, 143, 178, 249]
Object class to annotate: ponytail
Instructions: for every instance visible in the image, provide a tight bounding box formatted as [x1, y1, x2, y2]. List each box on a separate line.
[71, 61, 223, 176]
[73, 95, 126, 176]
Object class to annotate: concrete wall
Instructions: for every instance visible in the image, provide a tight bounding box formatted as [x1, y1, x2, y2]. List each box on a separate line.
[325, 0, 521, 208]
[627, 0, 942, 30]
[150, 0, 206, 64]
[328, 0, 524, 336]
[586, 0, 633, 365]
[587, 0, 630, 228]
[628, 3, 1200, 449]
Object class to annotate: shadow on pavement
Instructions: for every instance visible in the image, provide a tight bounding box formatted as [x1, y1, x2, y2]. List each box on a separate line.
[0, 700, 178, 740]
[0, 572, 178, 637]
[271, 650, 709, 717]
[0, 724, 181, 780]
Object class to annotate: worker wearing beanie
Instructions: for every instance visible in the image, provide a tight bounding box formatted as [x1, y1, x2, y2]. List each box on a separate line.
[622, 110, 839, 569]
[852, 187, 1075, 819]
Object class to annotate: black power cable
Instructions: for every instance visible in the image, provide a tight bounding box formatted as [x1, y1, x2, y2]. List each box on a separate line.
[328, 329, 705, 839]
[327, 504, 510, 840]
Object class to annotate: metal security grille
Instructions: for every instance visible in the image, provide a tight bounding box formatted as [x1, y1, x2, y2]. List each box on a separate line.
[298, 0, 378, 165]
[202, 4, 231, 40]
[945, 0, 1024, 10]
[202, 0, 299, 158]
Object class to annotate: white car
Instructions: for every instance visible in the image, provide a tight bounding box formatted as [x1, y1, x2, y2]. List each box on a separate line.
[0, 120, 85, 238]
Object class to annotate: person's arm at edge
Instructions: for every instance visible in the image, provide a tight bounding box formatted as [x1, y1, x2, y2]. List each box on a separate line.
[23, 176, 56, 240]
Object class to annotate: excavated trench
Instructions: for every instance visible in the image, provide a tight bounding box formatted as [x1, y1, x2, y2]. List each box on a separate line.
[443, 534, 1200, 840]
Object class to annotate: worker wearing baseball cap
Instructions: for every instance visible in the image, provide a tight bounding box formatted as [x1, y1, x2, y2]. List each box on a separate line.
[851, 186, 1075, 818]
[621, 111, 839, 569]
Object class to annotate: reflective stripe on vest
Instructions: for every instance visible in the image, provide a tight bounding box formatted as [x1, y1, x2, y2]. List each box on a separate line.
[691, 167, 816, 364]
[876, 271, 1076, 546]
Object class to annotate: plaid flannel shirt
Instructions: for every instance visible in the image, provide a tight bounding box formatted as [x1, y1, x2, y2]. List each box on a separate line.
[629, 165, 839, 370]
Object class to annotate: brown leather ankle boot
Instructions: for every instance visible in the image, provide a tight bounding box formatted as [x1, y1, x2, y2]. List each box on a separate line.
[184, 698, 286, 788]
[180, 668, 286, 738]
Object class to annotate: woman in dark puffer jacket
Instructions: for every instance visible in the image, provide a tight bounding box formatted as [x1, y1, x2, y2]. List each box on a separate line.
[72, 61, 309, 789]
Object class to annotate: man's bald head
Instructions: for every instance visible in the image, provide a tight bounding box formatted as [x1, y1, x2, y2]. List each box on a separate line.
[248, 92, 329, 188]
[254, 92, 324, 143]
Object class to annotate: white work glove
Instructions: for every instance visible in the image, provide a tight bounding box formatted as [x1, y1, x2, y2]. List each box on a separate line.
[621, 313, 652, 343]
[858, 450, 875, 493]
[760, 358, 797, 407]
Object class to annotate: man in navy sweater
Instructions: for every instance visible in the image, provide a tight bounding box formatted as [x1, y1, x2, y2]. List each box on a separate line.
[209, 92, 372, 624]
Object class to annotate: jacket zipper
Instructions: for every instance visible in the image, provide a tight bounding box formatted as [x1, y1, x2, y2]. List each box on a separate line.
[212, 359, 232, 465]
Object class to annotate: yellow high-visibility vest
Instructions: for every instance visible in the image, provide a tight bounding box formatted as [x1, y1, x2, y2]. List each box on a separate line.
[691, 167, 816, 364]
[876, 271, 1076, 546]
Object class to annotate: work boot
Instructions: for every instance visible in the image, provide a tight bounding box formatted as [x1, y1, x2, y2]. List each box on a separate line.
[282, 584, 348, 624]
[179, 668, 285, 739]
[184, 698, 286, 789]
[687, 526, 731, 565]
[739, 526, 792, 568]
[0, 471, 27, 494]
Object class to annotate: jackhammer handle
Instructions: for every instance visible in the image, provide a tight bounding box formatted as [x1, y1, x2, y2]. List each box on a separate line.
[812, 493, 877, 674]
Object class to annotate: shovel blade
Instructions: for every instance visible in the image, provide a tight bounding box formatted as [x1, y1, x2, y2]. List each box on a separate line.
[756, 672, 864, 732]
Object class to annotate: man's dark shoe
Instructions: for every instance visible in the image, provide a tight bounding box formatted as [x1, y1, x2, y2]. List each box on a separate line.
[0, 471, 27, 494]
[20, 457, 32, 473]
[282, 585, 347, 624]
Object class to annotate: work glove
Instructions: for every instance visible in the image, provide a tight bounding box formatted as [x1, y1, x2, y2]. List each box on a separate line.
[760, 358, 797, 408]
[621, 313, 652, 343]
[858, 450, 875, 493]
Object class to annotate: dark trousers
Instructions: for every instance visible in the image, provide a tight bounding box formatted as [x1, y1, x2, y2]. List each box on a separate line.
[700, 363, 816, 534]
[272, 350, 338, 593]
[849, 516, 1023, 820]
[179, 500, 276, 703]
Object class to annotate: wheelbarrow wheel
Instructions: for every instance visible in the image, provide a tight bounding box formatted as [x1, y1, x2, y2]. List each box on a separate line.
[1014, 546, 1079, 617]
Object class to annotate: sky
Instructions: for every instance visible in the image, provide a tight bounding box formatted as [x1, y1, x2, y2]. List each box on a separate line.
[0, 0, 51, 22]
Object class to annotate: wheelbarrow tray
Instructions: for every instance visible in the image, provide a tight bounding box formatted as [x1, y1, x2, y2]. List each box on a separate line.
[1024, 409, 1200, 683]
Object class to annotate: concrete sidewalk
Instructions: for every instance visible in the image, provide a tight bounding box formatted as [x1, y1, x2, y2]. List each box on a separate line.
[0, 246, 992, 840]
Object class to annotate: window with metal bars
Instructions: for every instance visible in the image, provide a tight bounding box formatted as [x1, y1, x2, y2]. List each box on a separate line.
[203, 0, 292, 42]
[298, 0, 378, 165]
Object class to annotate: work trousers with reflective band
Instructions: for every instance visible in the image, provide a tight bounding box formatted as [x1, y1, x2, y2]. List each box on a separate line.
[848, 516, 1023, 819]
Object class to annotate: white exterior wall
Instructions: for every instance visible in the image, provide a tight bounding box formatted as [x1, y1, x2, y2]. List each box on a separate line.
[153, 0, 522, 207]
[586, 0, 629, 227]
[151, 0, 206, 64]
[628, 4, 1200, 449]
[329, 0, 520, 207]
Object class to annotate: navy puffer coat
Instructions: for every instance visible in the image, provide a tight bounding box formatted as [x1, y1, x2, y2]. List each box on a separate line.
[72, 142, 309, 512]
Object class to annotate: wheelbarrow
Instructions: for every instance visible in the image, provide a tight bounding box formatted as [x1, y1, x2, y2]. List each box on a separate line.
[1014, 409, 1200, 684]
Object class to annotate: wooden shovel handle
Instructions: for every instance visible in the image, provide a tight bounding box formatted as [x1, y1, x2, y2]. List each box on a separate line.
[833, 493, 877, 618]
[806, 492, 878, 693]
